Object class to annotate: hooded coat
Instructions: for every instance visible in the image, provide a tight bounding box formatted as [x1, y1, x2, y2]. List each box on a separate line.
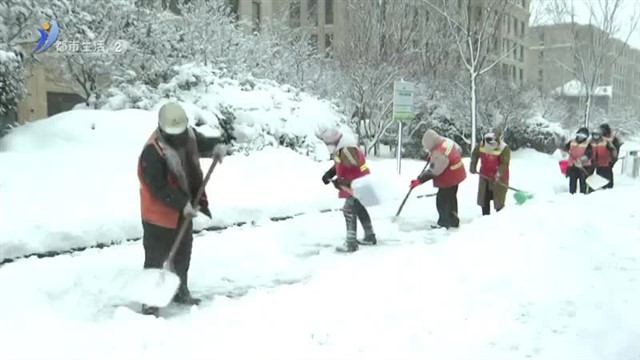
[469, 129, 511, 209]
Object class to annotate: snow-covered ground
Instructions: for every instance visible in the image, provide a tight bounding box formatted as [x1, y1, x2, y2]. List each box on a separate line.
[1, 99, 639, 359]
[1, 137, 639, 358]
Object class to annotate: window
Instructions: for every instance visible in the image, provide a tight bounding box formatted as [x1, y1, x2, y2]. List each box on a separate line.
[520, 22, 525, 37]
[512, 65, 517, 82]
[538, 68, 544, 82]
[289, 1, 300, 27]
[308, 0, 318, 26]
[325, 0, 333, 25]
[519, 68, 523, 83]
[309, 34, 318, 50]
[519, 45, 524, 61]
[514, 17, 518, 36]
[227, 0, 239, 21]
[251, 1, 260, 33]
[508, 17, 511, 34]
[324, 33, 333, 56]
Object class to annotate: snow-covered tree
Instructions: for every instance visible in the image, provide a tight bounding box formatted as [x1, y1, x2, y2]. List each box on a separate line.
[0, 47, 26, 132]
[38, 0, 139, 103]
[337, 0, 426, 155]
[422, 0, 536, 150]
[544, 0, 639, 127]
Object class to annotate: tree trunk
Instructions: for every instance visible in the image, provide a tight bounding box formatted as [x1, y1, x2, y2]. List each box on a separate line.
[583, 93, 592, 128]
[470, 72, 478, 151]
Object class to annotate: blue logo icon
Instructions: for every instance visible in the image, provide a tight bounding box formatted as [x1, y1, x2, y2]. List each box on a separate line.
[33, 20, 60, 54]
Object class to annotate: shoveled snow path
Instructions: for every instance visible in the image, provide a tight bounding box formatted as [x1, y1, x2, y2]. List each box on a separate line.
[1, 184, 639, 360]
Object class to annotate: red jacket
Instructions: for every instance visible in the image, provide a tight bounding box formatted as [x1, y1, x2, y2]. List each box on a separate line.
[335, 146, 370, 198]
[479, 144, 509, 182]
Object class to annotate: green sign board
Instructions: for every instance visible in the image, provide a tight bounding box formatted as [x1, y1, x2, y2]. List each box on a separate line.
[393, 81, 414, 122]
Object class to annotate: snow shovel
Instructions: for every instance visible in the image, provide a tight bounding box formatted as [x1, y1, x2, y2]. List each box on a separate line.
[578, 167, 610, 191]
[478, 174, 533, 205]
[393, 161, 431, 221]
[134, 158, 219, 308]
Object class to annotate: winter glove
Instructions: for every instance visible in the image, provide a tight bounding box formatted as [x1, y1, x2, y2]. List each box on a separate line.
[574, 160, 583, 168]
[494, 172, 502, 181]
[322, 173, 332, 185]
[409, 179, 421, 189]
[212, 144, 227, 163]
[183, 202, 199, 218]
[470, 168, 477, 174]
[332, 178, 351, 190]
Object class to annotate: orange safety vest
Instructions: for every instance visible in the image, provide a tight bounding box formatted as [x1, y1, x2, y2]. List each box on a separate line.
[479, 143, 509, 182]
[433, 139, 467, 188]
[568, 140, 591, 167]
[138, 132, 182, 229]
[334, 147, 370, 199]
[590, 139, 612, 167]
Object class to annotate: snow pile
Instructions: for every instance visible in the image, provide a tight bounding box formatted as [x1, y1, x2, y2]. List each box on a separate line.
[0, 107, 348, 262]
[0, 154, 638, 359]
[88, 64, 348, 160]
[553, 79, 613, 98]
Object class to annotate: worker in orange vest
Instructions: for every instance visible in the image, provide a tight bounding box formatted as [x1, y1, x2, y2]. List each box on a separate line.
[599, 123, 622, 188]
[469, 129, 511, 215]
[318, 127, 377, 253]
[589, 128, 617, 189]
[409, 129, 467, 229]
[137, 102, 227, 316]
[563, 127, 592, 194]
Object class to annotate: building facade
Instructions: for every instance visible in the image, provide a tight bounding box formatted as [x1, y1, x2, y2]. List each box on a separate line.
[16, 0, 531, 123]
[526, 23, 640, 114]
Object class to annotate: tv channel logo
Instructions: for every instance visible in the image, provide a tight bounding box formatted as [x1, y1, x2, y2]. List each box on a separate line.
[32, 20, 60, 54]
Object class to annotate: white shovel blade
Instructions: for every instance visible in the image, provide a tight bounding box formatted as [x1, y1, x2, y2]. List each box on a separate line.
[586, 173, 610, 190]
[127, 268, 180, 308]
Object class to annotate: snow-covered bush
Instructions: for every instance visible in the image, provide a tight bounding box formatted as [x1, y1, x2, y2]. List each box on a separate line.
[91, 64, 348, 160]
[503, 115, 566, 154]
[0, 47, 26, 136]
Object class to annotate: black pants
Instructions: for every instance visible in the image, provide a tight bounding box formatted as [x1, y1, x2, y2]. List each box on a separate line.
[142, 220, 193, 292]
[596, 166, 614, 189]
[436, 185, 459, 228]
[343, 197, 374, 242]
[481, 183, 504, 216]
[567, 166, 589, 194]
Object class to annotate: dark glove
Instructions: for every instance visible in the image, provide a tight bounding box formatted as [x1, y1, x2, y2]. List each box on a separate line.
[322, 173, 332, 185]
[470, 168, 477, 174]
[332, 178, 350, 190]
[322, 166, 337, 185]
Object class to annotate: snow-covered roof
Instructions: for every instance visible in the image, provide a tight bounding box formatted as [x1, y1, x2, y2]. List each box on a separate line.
[552, 79, 613, 98]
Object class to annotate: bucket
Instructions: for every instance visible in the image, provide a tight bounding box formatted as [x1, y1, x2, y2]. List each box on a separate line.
[558, 159, 568, 175]
[351, 176, 382, 207]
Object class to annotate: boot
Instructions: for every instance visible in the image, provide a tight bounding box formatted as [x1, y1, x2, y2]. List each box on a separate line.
[336, 240, 359, 253]
[141, 304, 159, 317]
[173, 285, 201, 305]
[361, 233, 377, 245]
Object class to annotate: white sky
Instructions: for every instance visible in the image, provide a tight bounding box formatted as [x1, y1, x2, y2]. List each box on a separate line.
[530, 0, 640, 49]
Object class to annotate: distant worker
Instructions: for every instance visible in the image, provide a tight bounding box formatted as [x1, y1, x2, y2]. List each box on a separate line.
[469, 129, 511, 215]
[599, 123, 622, 189]
[564, 127, 592, 194]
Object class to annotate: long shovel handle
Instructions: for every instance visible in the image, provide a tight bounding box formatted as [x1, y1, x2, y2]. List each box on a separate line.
[166, 158, 219, 267]
[394, 160, 431, 217]
[477, 173, 524, 193]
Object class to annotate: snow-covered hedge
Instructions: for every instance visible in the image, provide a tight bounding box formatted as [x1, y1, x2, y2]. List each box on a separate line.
[503, 115, 566, 154]
[82, 64, 349, 161]
[0, 47, 26, 135]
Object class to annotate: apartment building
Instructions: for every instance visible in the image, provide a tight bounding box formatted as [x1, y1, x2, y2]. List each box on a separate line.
[526, 23, 640, 113]
[230, 0, 339, 53]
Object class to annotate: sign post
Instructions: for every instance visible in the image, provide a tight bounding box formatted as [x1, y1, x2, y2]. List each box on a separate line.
[393, 80, 414, 174]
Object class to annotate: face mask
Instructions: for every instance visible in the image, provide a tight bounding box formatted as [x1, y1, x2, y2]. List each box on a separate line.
[165, 130, 189, 148]
[576, 133, 587, 141]
[592, 133, 601, 140]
